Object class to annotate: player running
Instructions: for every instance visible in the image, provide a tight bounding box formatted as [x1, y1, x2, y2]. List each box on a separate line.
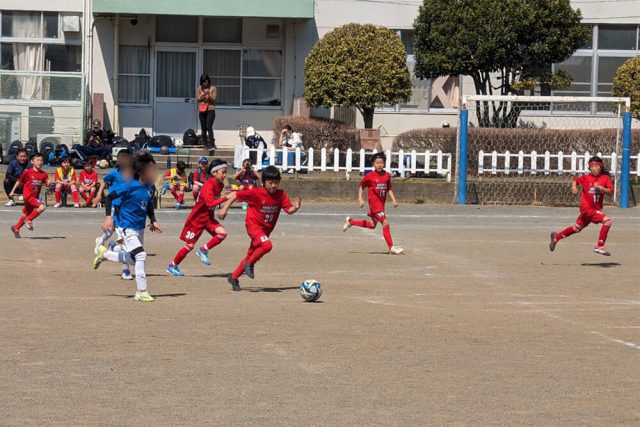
[343, 152, 403, 254]
[549, 155, 614, 256]
[218, 166, 301, 291]
[93, 151, 162, 302]
[9, 153, 48, 238]
[166, 159, 230, 276]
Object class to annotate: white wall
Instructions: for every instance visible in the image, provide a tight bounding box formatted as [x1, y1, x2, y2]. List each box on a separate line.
[2, 0, 83, 12]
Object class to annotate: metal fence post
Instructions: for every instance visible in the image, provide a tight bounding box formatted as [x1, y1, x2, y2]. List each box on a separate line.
[619, 111, 632, 208]
[457, 107, 469, 204]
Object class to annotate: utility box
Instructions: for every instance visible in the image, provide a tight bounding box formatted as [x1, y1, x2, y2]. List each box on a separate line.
[359, 128, 382, 152]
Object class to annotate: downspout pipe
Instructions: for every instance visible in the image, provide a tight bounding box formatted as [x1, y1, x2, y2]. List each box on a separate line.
[113, 14, 120, 133]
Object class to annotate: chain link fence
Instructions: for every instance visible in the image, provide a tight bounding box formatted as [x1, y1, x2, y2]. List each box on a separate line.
[463, 96, 636, 206]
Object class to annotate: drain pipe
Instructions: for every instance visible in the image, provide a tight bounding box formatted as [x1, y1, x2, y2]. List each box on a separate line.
[113, 14, 120, 133]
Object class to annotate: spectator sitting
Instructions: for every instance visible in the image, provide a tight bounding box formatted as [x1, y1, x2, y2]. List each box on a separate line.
[4, 148, 30, 206]
[234, 158, 261, 191]
[54, 157, 80, 208]
[244, 126, 267, 166]
[78, 161, 99, 208]
[73, 119, 113, 161]
[192, 156, 209, 201]
[277, 124, 305, 172]
[164, 160, 189, 209]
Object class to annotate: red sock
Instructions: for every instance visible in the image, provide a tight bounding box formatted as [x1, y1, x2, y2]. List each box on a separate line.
[71, 190, 79, 204]
[349, 219, 375, 229]
[26, 208, 41, 222]
[80, 192, 88, 202]
[170, 189, 179, 201]
[177, 192, 185, 204]
[85, 193, 94, 206]
[231, 257, 248, 279]
[201, 233, 227, 252]
[193, 191, 200, 201]
[172, 245, 192, 266]
[597, 221, 611, 247]
[247, 240, 273, 265]
[14, 215, 25, 230]
[555, 225, 577, 241]
[382, 224, 393, 249]
[54, 190, 61, 203]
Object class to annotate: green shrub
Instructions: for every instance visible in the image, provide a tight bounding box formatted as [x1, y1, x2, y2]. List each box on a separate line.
[612, 56, 640, 117]
[273, 116, 357, 151]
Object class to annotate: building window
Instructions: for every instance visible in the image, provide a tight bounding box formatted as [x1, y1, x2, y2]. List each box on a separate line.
[553, 55, 592, 96]
[156, 50, 196, 98]
[203, 18, 242, 43]
[203, 48, 282, 107]
[598, 25, 637, 50]
[156, 16, 198, 43]
[119, 46, 151, 104]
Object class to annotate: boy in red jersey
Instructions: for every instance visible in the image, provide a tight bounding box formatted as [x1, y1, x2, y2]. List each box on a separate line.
[53, 157, 80, 208]
[343, 152, 403, 254]
[218, 166, 301, 291]
[78, 161, 99, 207]
[9, 153, 49, 238]
[166, 159, 229, 276]
[191, 156, 209, 201]
[550, 156, 614, 256]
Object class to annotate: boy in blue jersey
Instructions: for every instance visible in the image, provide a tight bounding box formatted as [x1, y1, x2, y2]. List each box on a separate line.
[93, 151, 162, 302]
[93, 149, 134, 279]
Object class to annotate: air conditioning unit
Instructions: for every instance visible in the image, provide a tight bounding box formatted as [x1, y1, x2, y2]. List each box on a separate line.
[62, 15, 81, 32]
[37, 134, 74, 150]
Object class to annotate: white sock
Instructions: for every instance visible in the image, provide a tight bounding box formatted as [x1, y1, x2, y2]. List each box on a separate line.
[134, 252, 147, 292]
[97, 229, 113, 245]
[104, 250, 134, 265]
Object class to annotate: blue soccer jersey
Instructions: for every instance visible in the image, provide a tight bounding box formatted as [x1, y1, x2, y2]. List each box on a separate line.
[112, 180, 156, 230]
[103, 168, 122, 188]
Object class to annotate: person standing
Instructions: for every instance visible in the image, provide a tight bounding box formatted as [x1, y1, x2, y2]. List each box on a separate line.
[197, 74, 217, 150]
[4, 148, 30, 206]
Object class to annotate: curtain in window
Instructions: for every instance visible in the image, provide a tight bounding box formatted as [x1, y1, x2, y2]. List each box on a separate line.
[9, 13, 42, 99]
[119, 46, 150, 103]
[203, 49, 240, 105]
[242, 50, 282, 105]
[156, 51, 195, 98]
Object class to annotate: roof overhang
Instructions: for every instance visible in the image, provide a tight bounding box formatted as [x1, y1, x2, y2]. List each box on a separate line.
[93, 0, 315, 19]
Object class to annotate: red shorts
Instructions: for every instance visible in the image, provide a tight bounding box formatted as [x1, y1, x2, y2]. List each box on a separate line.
[22, 197, 42, 215]
[57, 183, 74, 191]
[247, 226, 271, 246]
[576, 210, 608, 228]
[180, 220, 222, 244]
[368, 211, 387, 223]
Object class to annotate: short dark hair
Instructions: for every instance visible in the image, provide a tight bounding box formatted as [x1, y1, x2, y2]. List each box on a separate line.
[208, 159, 228, 175]
[282, 124, 292, 132]
[16, 148, 27, 156]
[117, 148, 132, 157]
[370, 152, 386, 163]
[61, 157, 70, 163]
[261, 165, 281, 183]
[133, 151, 156, 179]
[200, 74, 211, 86]
[176, 160, 186, 171]
[31, 152, 44, 160]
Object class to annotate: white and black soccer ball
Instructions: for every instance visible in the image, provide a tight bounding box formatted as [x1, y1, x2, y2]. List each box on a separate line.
[299, 279, 322, 302]
[174, 138, 184, 148]
[97, 159, 109, 169]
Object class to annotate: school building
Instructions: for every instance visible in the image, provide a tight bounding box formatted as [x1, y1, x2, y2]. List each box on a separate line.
[0, 0, 638, 150]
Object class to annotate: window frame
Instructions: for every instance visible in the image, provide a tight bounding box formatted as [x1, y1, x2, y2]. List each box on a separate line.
[118, 45, 152, 106]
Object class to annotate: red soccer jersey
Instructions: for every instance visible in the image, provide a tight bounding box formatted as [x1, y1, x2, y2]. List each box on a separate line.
[55, 167, 76, 183]
[184, 178, 226, 229]
[19, 168, 49, 201]
[79, 170, 98, 187]
[361, 170, 392, 213]
[236, 187, 292, 236]
[574, 173, 613, 213]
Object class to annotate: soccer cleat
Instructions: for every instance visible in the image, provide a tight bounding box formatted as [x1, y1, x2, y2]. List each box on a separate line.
[549, 232, 557, 252]
[121, 269, 133, 280]
[175, 203, 182, 210]
[343, 216, 352, 232]
[196, 249, 211, 265]
[73, 203, 80, 208]
[93, 245, 107, 269]
[94, 237, 104, 254]
[227, 276, 241, 291]
[241, 202, 248, 211]
[10, 225, 20, 239]
[593, 246, 611, 256]
[166, 264, 184, 277]
[5, 200, 15, 206]
[244, 260, 255, 279]
[134, 290, 155, 302]
[25, 219, 34, 231]
[53, 203, 61, 208]
[389, 246, 404, 255]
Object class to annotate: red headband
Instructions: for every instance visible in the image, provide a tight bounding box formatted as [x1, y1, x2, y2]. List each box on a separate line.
[589, 160, 604, 167]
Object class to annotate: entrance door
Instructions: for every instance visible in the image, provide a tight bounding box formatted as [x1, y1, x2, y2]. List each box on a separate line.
[154, 48, 198, 136]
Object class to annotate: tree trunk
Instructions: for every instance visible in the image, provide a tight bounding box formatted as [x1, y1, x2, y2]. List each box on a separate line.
[361, 107, 375, 129]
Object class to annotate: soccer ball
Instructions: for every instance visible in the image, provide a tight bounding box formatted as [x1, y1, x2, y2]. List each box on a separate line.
[97, 159, 109, 169]
[174, 138, 184, 148]
[299, 280, 322, 302]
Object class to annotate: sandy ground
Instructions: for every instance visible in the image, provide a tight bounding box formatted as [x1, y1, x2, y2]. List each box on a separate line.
[0, 203, 638, 426]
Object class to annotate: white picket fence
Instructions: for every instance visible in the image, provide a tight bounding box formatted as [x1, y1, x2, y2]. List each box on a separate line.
[478, 150, 640, 176]
[235, 146, 452, 180]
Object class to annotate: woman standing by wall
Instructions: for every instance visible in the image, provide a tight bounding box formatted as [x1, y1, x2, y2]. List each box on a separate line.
[197, 74, 217, 150]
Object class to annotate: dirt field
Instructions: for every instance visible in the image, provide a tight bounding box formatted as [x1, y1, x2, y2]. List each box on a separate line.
[0, 203, 638, 426]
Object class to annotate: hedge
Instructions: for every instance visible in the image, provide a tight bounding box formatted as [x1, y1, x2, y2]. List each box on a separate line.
[273, 116, 357, 151]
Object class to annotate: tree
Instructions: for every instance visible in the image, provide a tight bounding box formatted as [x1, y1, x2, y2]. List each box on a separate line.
[304, 24, 411, 129]
[612, 56, 640, 117]
[413, 0, 590, 127]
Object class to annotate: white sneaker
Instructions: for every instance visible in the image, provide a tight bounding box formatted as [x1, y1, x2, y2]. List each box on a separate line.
[343, 216, 352, 232]
[5, 200, 15, 206]
[389, 246, 404, 255]
[121, 269, 134, 280]
[94, 237, 104, 254]
[73, 203, 80, 208]
[134, 290, 155, 302]
[53, 203, 61, 208]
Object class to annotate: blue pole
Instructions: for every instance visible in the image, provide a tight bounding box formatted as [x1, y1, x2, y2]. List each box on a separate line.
[457, 108, 469, 204]
[619, 111, 632, 208]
